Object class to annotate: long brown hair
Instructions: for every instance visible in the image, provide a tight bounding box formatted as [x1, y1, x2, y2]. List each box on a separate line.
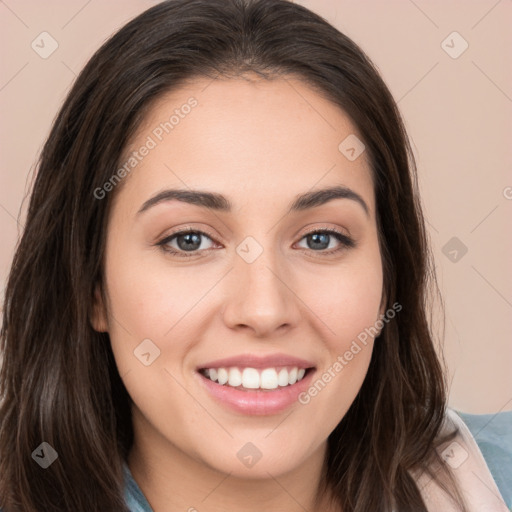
[0, 1, 466, 510]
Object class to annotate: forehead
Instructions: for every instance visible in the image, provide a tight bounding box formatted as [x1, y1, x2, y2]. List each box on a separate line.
[115, 75, 375, 216]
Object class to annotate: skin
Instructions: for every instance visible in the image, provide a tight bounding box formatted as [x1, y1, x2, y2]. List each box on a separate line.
[91, 74, 386, 511]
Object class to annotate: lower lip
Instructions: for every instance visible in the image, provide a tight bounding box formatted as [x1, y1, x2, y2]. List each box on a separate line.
[196, 369, 316, 415]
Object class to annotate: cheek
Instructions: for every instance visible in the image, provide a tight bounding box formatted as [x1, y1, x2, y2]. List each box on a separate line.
[103, 240, 199, 337]
[304, 255, 383, 349]
[100, 238, 187, 376]
[295, 250, 382, 414]
[332, 268, 382, 345]
[101, 247, 205, 432]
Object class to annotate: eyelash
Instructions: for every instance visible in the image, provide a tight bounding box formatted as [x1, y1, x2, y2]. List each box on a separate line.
[156, 227, 356, 259]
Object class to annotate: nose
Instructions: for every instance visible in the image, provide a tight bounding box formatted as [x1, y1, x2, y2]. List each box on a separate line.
[221, 241, 301, 338]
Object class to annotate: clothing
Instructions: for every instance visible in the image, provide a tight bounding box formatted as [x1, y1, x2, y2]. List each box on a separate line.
[124, 462, 153, 512]
[123, 409, 511, 511]
[413, 408, 509, 511]
[457, 409, 512, 508]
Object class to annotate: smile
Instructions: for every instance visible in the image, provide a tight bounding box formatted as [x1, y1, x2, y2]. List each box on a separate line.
[199, 366, 309, 391]
[196, 367, 316, 415]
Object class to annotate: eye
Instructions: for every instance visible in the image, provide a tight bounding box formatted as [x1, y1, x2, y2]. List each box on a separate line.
[157, 228, 217, 258]
[295, 228, 356, 255]
[156, 227, 356, 258]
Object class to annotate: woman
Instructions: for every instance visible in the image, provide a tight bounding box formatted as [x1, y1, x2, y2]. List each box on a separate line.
[0, 0, 507, 510]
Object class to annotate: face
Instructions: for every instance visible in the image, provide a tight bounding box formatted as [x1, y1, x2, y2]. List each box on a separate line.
[92, 75, 386, 481]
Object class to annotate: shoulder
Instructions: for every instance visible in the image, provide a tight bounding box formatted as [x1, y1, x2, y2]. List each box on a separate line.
[456, 408, 512, 508]
[415, 407, 510, 511]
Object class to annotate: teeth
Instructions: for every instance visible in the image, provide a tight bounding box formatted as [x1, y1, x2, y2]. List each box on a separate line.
[242, 368, 260, 389]
[203, 366, 309, 389]
[217, 368, 228, 385]
[277, 368, 289, 387]
[260, 368, 278, 389]
[228, 368, 242, 387]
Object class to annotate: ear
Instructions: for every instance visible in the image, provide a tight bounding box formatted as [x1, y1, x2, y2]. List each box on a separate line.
[90, 282, 109, 332]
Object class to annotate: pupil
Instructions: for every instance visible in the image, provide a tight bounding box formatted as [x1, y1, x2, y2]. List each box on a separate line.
[310, 233, 329, 250]
[179, 233, 201, 251]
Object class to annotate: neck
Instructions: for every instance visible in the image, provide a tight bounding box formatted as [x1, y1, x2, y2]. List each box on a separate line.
[127, 409, 339, 511]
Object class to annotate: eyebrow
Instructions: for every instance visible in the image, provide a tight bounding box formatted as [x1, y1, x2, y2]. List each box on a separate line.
[137, 185, 369, 217]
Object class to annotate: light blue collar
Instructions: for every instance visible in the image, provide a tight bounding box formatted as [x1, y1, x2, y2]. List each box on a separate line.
[123, 462, 153, 512]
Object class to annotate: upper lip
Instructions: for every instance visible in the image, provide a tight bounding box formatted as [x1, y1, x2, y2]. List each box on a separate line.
[197, 353, 316, 370]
